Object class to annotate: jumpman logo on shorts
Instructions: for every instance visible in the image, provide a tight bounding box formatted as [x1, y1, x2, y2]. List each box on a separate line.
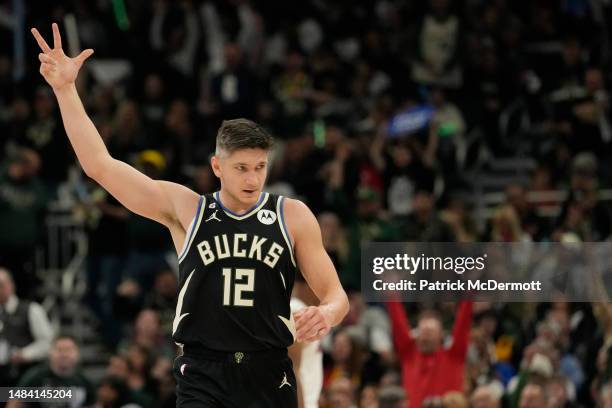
[205, 210, 222, 222]
[279, 372, 292, 389]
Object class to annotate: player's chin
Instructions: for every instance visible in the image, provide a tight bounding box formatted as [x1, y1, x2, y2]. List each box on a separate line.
[240, 189, 260, 199]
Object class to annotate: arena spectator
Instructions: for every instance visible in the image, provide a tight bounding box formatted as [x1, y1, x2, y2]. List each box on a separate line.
[470, 384, 502, 408]
[378, 385, 408, 408]
[0, 268, 53, 386]
[7, 335, 95, 408]
[0, 148, 48, 297]
[386, 301, 473, 407]
[518, 381, 549, 408]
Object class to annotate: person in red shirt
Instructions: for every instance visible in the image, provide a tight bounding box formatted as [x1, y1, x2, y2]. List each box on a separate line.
[386, 301, 473, 408]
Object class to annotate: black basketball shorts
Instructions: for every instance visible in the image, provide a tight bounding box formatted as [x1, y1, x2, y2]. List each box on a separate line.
[173, 346, 297, 407]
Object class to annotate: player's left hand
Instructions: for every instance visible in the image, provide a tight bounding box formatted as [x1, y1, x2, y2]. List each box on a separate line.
[294, 306, 331, 343]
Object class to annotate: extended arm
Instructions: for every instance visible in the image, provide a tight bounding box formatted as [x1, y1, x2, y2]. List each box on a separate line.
[449, 301, 473, 359]
[385, 301, 415, 361]
[285, 199, 349, 342]
[31, 24, 199, 237]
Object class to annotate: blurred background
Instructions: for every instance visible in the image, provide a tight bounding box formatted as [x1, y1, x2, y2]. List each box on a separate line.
[1, 0, 612, 407]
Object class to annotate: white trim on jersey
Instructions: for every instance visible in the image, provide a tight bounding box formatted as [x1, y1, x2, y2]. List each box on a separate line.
[276, 196, 296, 267]
[178, 196, 206, 264]
[172, 268, 196, 335]
[214, 191, 270, 220]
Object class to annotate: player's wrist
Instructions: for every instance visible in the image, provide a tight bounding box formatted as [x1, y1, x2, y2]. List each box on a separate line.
[53, 82, 77, 97]
[317, 304, 334, 327]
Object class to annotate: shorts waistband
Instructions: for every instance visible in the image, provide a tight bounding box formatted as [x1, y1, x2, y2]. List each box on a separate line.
[182, 345, 288, 364]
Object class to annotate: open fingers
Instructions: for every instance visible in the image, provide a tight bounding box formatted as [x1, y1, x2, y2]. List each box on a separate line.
[31, 28, 52, 53]
[52, 23, 62, 49]
[296, 315, 323, 340]
[303, 325, 329, 342]
[39, 53, 56, 65]
[39, 63, 55, 75]
[75, 49, 94, 66]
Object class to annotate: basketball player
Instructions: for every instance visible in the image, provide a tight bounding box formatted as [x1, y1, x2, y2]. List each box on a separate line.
[31, 23, 349, 407]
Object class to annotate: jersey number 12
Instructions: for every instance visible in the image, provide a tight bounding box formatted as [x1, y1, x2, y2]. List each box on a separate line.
[222, 268, 255, 307]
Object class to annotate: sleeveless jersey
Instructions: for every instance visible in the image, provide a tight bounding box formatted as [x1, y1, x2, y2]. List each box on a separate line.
[172, 191, 297, 351]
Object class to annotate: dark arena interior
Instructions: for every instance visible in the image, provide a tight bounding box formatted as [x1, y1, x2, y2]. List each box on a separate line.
[2, 1, 612, 407]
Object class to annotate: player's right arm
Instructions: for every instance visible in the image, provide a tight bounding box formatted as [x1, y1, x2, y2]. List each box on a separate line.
[31, 24, 199, 233]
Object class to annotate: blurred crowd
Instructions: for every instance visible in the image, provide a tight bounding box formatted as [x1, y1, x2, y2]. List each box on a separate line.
[2, 0, 612, 407]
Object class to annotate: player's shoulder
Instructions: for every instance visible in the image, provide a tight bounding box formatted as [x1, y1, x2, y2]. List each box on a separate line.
[281, 197, 313, 220]
[280, 197, 318, 241]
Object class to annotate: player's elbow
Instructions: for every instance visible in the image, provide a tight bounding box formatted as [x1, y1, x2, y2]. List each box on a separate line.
[338, 289, 350, 320]
[82, 156, 111, 180]
[82, 163, 101, 180]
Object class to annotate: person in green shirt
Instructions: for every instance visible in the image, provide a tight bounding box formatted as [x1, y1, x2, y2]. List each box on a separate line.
[7, 335, 96, 408]
[0, 148, 48, 299]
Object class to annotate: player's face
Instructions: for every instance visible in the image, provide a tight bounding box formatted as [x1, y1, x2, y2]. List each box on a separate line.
[212, 148, 269, 206]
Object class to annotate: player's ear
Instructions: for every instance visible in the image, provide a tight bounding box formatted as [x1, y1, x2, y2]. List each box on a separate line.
[210, 156, 222, 177]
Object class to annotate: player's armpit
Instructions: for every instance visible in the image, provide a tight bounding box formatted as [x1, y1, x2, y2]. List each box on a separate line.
[93, 158, 200, 230]
[283, 199, 349, 328]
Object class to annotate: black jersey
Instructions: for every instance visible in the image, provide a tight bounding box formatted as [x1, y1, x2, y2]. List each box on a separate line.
[172, 191, 297, 351]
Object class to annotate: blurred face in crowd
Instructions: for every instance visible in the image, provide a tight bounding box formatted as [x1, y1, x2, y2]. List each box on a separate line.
[155, 270, 178, 299]
[359, 384, 378, 408]
[416, 316, 443, 354]
[585, 68, 604, 93]
[318, 212, 342, 247]
[471, 386, 501, 408]
[8, 148, 41, 182]
[135, 309, 160, 338]
[212, 148, 269, 208]
[431, 88, 446, 108]
[96, 382, 120, 406]
[562, 38, 581, 67]
[12, 97, 30, 121]
[505, 184, 527, 213]
[144, 74, 164, 100]
[49, 337, 80, 377]
[332, 331, 353, 364]
[106, 355, 129, 379]
[328, 377, 354, 408]
[0, 269, 15, 304]
[519, 384, 547, 408]
[224, 43, 242, 70]
[601, 385, 612, 408]
[193, 164, 217, 195]
[127, 345, 148, 373]
[413, 191, 434, 219]
[430, 0, 450, 18]
[34, 88, 55, 119]
[546, 378, 568, 408]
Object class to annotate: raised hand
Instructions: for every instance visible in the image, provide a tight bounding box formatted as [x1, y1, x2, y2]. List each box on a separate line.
[31, 23, 94, 92]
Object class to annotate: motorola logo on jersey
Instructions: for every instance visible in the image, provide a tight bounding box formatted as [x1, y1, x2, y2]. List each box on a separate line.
[257, 209, 277, 225]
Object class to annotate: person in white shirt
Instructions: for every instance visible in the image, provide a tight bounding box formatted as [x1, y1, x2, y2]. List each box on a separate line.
[289, 272, 323, 408]
[0, 268, 54, 385]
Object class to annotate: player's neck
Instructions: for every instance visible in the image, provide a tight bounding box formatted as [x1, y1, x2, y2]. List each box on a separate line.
[218, 189, 260, 214]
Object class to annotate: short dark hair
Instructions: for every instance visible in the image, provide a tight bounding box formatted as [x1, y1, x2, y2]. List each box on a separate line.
[215, 119, 274, 155]
[53, 334, 79, 347]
